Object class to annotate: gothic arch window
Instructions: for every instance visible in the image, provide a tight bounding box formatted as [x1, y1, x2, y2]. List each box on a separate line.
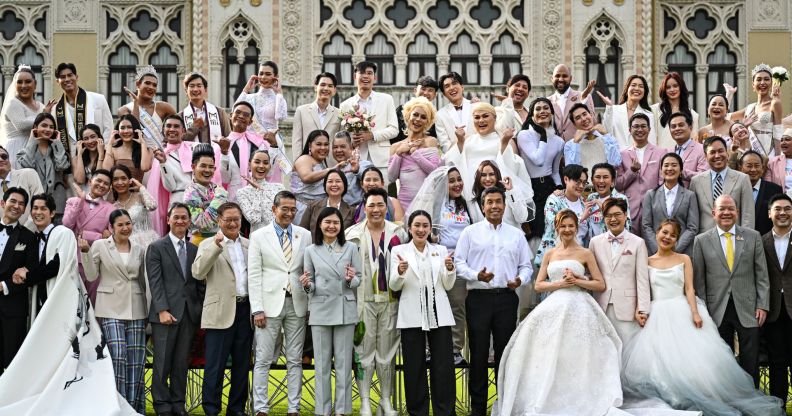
[707, 43, 736, 103]
[365, 33, 395, 85]
[450, 33, 480, 85]
[150, 44, 179, 105]
[323, 33, 353, 85]
[586, 39, 621, 108]
[407, 33, 437, 83]
[14, 43, 44, 102]
[108, 44, 139, 111]
[491, 33, 522, 85]
[666, 42, 696, 104]
[223, 39, 259, 108]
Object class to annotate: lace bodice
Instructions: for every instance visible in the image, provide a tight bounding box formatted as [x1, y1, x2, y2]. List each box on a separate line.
[546, 259, 586, 292]
[648, 263, 685, 301]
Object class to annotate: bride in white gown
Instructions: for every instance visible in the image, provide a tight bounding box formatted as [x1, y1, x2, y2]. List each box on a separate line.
[623, 219, 784, 416]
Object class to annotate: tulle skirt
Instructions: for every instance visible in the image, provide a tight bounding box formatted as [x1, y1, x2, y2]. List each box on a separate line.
[623, 296, 784, 416]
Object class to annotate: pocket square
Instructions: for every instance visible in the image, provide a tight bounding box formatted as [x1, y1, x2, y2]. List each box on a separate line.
[14, 243, 25, 251]
[622, 249, 633, 255]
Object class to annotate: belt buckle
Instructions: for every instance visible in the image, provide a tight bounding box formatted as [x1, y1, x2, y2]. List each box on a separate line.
[236, 296, 248, 303]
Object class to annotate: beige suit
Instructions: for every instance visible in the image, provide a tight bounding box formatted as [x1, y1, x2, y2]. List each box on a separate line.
[589, 231, 650, 349]
[291, 102, 341, 161]
[340, 91, 399, 170]
[82, 237, 147, 320]
[192, 236, 250, 329]
[0, 168, 44, 229]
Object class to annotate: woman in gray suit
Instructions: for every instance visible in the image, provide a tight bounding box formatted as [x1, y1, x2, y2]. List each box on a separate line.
[78, 209, 147, 413]
[641, 152, 700, 255]
[302, 206, 361, 416]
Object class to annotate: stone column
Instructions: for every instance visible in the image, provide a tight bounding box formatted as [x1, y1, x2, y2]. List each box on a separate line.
[695, 64, 709, 127]
[480, 54, 492, 86]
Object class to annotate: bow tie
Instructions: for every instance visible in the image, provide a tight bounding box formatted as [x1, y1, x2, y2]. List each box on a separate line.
[0, 224, 15, 234]
[607, 235, 624, 244]
[35, 231, 48, 243]
[85, 196, 99, 206]
[454, 105, 463, 111]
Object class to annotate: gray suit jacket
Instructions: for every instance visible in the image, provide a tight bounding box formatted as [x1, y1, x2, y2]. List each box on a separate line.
[146, 235, 202, 324]
[641, 184, 699, 255]
[689, 169, 755, 232]
[303, 241, 361, 326]
[692, 226, 770, 328]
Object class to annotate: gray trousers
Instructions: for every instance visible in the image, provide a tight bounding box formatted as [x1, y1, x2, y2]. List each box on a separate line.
[446, 278, 468, 353]
[252, 297, 306, 413]
[312, 324, 355, 415]
[151, 310, 198, 414]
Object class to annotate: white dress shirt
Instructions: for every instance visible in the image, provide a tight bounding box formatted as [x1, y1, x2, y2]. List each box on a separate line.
[454, 221, 533, 290]
[716, 225, 737, 261]
[664, 183, 679, 217]
[168, 232, 187, 254]
[224, 236, 248, 296]
[37, 223, 54, 259]
[773, 229, 790, 270]
[0, 221, 20, 295]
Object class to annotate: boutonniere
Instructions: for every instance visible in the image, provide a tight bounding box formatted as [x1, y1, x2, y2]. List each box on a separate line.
[622, 249, 633, 256]
[570, 95, 578, 102]
[736, 236, 744, 241]
[431, 252, 439, 257]
[14, 243, 25, 251]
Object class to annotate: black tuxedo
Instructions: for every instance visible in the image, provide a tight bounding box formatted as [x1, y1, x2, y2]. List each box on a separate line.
[762, 230, 792, 404]
[755, 179, 783, 236]
[0, 224, 39, 374]
[24, 226, 64, 307]
[146, 235, 202, 414]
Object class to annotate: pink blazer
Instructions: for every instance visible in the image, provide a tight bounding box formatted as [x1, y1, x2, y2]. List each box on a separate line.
[549, 89, 595, 141]
[615, 144, 664, 236]
[63, 196, 114, 243]
[589, 231, 651, 321]
[765, 154, 787, 190]
[676, 141, 708, 188]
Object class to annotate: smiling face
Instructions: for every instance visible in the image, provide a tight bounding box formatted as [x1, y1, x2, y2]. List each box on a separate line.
[315, 76, 336, 101]
[230, 105, 253, 132]
[218, 207, 241, 239]
[664, 78, 680, 100]
[15, 71, 36, 100]
[81, 128, 101, 151]
[705, 139, 728, 171]
[136, 75, 158, 100]
[325, 171, 345, 197]
[409, 214, 431, 245]
[442, 77, 464, 104]
[447, 169, 464, 199]
[249, 151, 271, 180]
[571, 107, 593, 130]
[629, 117, 650, 145]
[781, 135, 792, 157]
[770, 198, 792, 229]
[30, 199, 54, 230]
[361, 170, 383, 193]
[355, 67, 376, 92]
[481, 191, 505, 223]
[656, 223, 679, 251]
[472, 110, 495, 135]
[185, 78, 206, 102]
[556, 215, 578, 242]
[551, 65, 571, 94]
[508, 80, 530, 106]
[415, 85, 437, 101]
[167, 206, 191, 239]
[35, 117, 56, 140]
[320, 213, 342, 240]
[626, 77, 646, 101]
[563, 172, 587, 199]
[591, 167, 613, 196]
[272, 197, 297, 228]
[604, 204, 626, 235]
[753, 71, 772, 96]
[90, 172, 111, 198]
[531, 100, 552, 127]
[332, 137, 352, 162]
[669, 116, 691, 143]
[364, 194, 387, 223]
[118, 119, 135, 141]
[163, 118, 184, 145]
[478, 165, 498, 188]
[661, 156, 681, 184]
[112, 214, 133, 240]
[708, 96, 728, 120]
[0, 148, 9, 178]
[713, 196, 738, 230]
[740, 153, 764, 184]
[56, 68, 78, 94]
[309, 134, 330, 161]
[192, 155, 216, 186]
[258, 65, 277, 89]
[112, 169, 131, 194]
[407, 106, 430, 134]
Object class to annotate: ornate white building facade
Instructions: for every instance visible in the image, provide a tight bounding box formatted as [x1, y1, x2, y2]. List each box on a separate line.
[2, 0, 791, 123]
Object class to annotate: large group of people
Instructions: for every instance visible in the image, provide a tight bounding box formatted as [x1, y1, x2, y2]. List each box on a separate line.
[0, 54, 791, 416]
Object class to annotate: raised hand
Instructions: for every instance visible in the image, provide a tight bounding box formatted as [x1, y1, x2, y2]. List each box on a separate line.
[501, 127, 515, 144]
[477, 267, 494, 283]
[212, 136, 231, 154]
[506, 277, 521, 289]
[596, 90, 613, 107]
[581, 80, 596, 100]
[71, 181, 85, 200]
[214, 230, 225, 248]
[630, 157, 641, 173]
[242, 175, 261, 189]
[129, 178, 142, 192]
[43, 98, 58, 113]
[101, 229, 112, 239]
[492, 93, 507, 102]
[244, 75, 259, 94]
[742, 112, 758, 128]
[500, 176, 513, 191]
[444, 254, 454, 271]
[397, 254, 408, 275]
[153, 148, 166, 163]
[123, 86, 140, 104]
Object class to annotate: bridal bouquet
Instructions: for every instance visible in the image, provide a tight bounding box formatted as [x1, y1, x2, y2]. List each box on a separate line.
[772, 66, 789, 88]
[340, 105, 375, 134]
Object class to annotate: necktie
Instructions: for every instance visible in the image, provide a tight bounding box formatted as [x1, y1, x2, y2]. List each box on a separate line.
[713, 173, 723, 201]
[723, 232, 734, 271]
[675, 145, 683, 156]
[178, 240, 188, 280]
[281, 231, 292, 266]
[1, 181, 7, 194]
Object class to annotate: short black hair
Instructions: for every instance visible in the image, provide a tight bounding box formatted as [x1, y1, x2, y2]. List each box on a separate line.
[313, 207, 346, 246]
[109, 209, 130, 226]
[769, 193, 792, 209]
[629, 112, 651, 127]
[217, 202, 242, 217]
[354, 61, 377, 74]
[480, 186, 506, 204]
[416, 75, 439, 90]
[703, 136, 727, 153]
[232, 100, 255, 115]
[260, 61, 279, 76]
[55, 63, 77, 78]
[191, 143, 216, 165]
[591, 163, 616, 181]
[3, 187, 28, 207]
[162, 114, 185, 128]
[93, 168, 112, 182]
[738, 150, 764, 168]
[183, 72, 208, 88]
[562, 164, 588, 181]
[360, 166, 384, 185]
[438, 72, 464, 93]
[30, 193, 56, 212]
[567, 103, 591, 123]
[506, 74, 531, 91]
[314, 72, 337, 87]
[324, 169, 348, 196]
[168, 202, 191, 217]
[668, 111, 692, 126]
[602, 197, 628, 215]
[273, 190, 297, 207]
[363, 187, 389, 206]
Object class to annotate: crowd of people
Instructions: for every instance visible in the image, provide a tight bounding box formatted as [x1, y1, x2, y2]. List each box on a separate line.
[0, 55, 791, 416]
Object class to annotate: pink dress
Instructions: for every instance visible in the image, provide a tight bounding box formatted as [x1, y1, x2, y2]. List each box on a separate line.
[387, 147, 441, 210]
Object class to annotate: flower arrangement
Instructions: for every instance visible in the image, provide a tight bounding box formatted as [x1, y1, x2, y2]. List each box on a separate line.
[772, 66, 789, 88]
[340, 105, 375, 134]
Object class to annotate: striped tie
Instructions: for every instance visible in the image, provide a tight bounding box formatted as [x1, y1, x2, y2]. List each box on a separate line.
[281, 231, 292, 266]
[713, 173, 723, 201]
[675, 145, 683, 156]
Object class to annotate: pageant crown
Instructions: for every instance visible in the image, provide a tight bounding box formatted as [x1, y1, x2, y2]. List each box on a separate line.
[15, 64, 31, 73]
[752, 63, 772, 77]
[135, 65, 158, 81]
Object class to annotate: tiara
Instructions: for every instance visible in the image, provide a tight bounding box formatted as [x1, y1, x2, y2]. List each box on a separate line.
[15, 64, 31, 73]
[752, 63, 772, 77]
[135, 65, 158, 81]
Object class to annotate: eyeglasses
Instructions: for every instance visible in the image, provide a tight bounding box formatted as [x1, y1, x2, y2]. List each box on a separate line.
[604, 212, 625, 220]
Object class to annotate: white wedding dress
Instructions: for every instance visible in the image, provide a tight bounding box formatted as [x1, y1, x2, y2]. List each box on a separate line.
[623, 264, 785, 416]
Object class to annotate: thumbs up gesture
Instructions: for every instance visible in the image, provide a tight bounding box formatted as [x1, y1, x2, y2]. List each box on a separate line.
[444, 254, 454, 271]
[397, 254, 408, 275]
[477, 267, 494, 283]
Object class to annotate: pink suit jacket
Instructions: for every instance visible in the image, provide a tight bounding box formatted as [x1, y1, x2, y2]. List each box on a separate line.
[63, 196, 114, 244]
[765, 154, 787, 190]
[589, 231, 651, 321]
[675, 141, 708, 188]
[548, 89, 595, 141]
[615, 144, 664, 236]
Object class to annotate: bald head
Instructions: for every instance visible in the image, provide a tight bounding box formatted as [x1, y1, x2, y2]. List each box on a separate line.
[713, 195, 738, 230]
[552, 64, 572, 94]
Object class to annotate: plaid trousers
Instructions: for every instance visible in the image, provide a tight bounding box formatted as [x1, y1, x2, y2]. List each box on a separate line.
[101, 318, 147, 413]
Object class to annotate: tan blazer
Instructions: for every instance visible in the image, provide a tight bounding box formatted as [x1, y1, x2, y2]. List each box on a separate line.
[291, 102, 341, 161]
[81, 237, 147, 320]
[339, 91, 399, 168]
[589, 231, 651, 321]
[192, 235, 249, 329]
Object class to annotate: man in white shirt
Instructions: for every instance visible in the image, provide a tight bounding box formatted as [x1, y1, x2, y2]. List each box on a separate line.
[454, 187, 533, 416]
[763, 193, 792, 404]
[339, 62, 398, 180]
[52, 63, 113, 154]
[435, 72, 473, 152]
[292, 72, 341, 161]
[548, 64, 595, 141]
